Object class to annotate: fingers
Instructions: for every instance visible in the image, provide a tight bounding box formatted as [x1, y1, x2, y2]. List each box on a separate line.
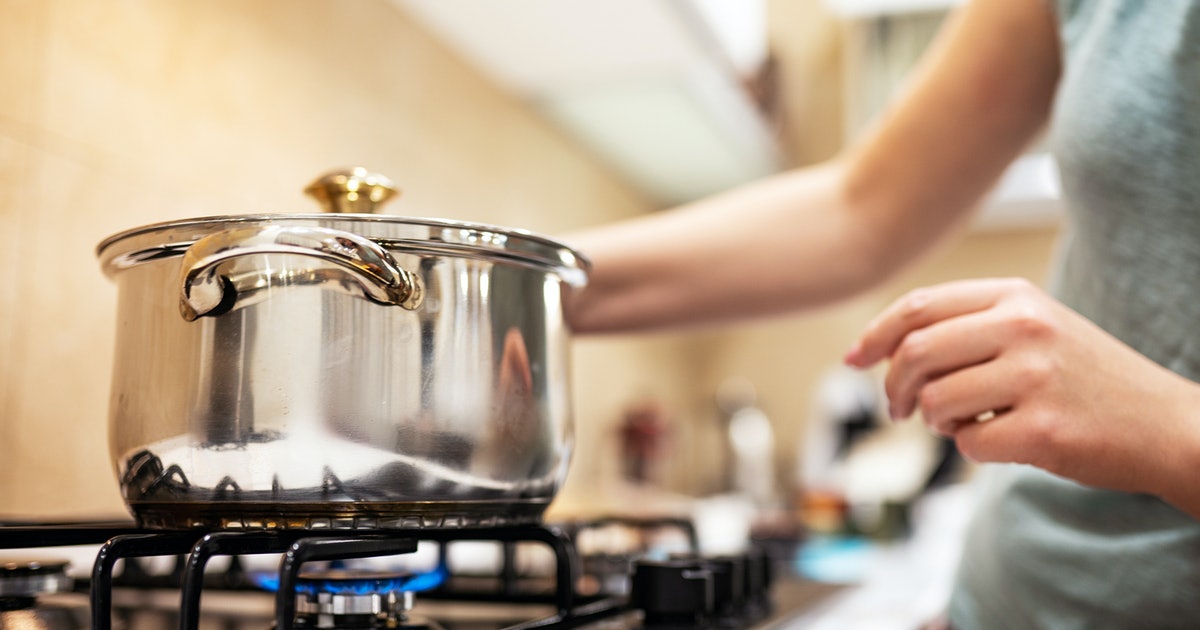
[883, 309, 1005, 419]
[845, 278, 1018, 368]
[916, 361, 1020, 434]
[950, 406, 1037, 466]
[840, 277, 1179, 493]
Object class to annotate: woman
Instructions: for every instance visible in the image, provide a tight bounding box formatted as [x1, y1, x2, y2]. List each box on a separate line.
[565, 0, 1200, 626]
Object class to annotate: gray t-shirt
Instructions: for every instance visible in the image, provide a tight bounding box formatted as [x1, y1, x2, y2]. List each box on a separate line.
[948, 1, 1200, 627]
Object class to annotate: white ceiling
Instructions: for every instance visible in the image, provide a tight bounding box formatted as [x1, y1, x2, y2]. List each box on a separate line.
[394, 0, 780, 206]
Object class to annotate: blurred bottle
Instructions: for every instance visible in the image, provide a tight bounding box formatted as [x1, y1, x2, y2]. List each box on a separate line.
[716, 377, 777, 508]
[618, 399, 671, 486]
[798, 366, 881, 535]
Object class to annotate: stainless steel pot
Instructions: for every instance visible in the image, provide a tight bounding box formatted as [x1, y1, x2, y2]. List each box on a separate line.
[96, 169, 589, 530]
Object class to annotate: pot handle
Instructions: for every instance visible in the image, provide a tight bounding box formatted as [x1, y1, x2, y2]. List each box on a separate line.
[179, 225, 423, 321]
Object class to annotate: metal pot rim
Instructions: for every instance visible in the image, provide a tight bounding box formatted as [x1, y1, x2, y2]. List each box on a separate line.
[97, 213, 591, 285]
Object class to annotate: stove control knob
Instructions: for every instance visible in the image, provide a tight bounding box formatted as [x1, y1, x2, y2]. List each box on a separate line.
[699, 555, 747, 620]
[630, 559, 713, 627]
[742, 546, 773, 615]
[669, 552, 752, 621]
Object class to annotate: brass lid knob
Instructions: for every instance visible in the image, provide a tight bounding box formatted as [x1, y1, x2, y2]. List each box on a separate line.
[304, 167, 400, 214]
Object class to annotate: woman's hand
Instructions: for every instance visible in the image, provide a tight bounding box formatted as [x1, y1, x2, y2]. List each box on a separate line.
[844, 277, 1200, 504]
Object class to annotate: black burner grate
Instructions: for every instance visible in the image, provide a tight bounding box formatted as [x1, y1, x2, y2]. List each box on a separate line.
[0, 522, 634, 630]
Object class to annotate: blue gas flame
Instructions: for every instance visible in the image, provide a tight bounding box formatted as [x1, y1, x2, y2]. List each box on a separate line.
[251, 564, 448, 595]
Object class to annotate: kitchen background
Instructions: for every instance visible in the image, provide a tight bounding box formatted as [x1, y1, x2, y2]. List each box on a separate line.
[0, 0, 1057, 526]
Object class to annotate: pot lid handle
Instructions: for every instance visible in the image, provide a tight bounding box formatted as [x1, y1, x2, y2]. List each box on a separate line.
[304, 167, 400, 214]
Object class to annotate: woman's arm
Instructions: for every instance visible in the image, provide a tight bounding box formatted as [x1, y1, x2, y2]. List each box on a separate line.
[565, 0, 1062, 334]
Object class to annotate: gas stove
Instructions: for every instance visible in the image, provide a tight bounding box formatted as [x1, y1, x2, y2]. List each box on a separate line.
[0, 518, 832, 629]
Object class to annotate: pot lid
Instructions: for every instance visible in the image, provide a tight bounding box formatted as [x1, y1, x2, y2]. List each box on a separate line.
[97, 168, 590, 287]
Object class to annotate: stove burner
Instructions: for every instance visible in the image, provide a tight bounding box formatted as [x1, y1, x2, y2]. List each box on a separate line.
[0, 559, 87, 629]
[292, 569, 446, 630]
[0, 558, 73, 610]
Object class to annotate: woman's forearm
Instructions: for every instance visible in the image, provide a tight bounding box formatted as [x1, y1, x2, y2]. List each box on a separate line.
[563, 161, 909, 333]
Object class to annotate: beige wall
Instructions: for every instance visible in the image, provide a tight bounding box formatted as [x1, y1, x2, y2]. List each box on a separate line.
[0, 0, 662, 518]
[0, 0, 1060, 520]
